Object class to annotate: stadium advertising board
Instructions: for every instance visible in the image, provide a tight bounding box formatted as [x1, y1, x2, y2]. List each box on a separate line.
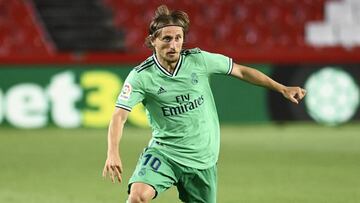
[269, 64, 360, 126]
[0, 66, 147, 128]
[0, 65, 359, 128]
[0, 65, 269, 128]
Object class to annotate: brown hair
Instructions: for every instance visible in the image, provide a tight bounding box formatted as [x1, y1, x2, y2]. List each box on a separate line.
[145, 5, 190, 49]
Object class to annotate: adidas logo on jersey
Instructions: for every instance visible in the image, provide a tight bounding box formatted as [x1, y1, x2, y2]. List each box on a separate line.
[157, 87, 167, 94]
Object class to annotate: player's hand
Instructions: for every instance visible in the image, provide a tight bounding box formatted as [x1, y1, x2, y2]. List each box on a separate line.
[282, 86, 306, 104]
[102, 153, 123, 183]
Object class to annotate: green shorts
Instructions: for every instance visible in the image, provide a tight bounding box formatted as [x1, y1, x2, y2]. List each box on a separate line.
[128, 147, 217, 203]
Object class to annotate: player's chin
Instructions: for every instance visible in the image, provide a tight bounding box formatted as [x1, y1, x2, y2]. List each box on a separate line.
[166, 54, 179, 62]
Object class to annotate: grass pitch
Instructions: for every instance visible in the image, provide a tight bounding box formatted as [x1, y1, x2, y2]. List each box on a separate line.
[0, 123, 359, 203]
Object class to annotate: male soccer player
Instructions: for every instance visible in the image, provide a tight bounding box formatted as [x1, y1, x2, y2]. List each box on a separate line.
[103, 5, 306, 203]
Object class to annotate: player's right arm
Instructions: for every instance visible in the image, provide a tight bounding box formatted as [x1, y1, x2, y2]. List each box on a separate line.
[102, 107, 129, 183]
[230, 63, 306, 104]
[102, 67, 145, 183]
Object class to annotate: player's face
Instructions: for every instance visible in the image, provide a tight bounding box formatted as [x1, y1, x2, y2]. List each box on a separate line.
[153, 26, 184, 64]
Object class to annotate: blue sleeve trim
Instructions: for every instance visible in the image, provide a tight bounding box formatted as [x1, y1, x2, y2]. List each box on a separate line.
[227, 58, 234, 75]
[115, 104, 132, 112]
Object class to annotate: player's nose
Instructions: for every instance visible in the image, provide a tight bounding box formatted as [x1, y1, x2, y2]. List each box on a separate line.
[169, 42, 175, 49]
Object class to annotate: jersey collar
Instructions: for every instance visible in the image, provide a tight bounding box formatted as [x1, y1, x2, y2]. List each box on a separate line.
[152, 54, 183, 77]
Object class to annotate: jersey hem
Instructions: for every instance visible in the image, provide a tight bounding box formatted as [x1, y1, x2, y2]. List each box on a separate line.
[149, 143, 218, 170]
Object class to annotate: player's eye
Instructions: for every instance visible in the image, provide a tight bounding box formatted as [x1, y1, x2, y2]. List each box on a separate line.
[162, 37, 171, 42]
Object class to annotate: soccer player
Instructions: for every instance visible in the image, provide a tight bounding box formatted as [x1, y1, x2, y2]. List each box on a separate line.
[102, 5, 306, 203]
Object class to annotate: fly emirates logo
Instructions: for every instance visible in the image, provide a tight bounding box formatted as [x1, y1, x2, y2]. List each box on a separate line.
[161, 94, 204, 117]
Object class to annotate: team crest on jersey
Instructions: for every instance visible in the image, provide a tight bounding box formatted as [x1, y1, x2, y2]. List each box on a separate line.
[119, 82, 132, 101]
[191, 73, 198, 85]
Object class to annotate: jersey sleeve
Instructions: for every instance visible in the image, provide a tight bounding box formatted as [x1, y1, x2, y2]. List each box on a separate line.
[201, 50, 233, 75]
[115, 70, 145, 111]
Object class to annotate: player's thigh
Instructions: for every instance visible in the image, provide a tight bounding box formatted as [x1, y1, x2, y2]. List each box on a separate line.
[128, 147, 177, 199]
[177, 164, 217, 203]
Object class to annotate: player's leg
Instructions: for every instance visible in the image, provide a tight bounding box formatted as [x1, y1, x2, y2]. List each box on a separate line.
[127, 147, 177, 202]
[128, 182, 155, 203]
[176, 164, 217, 203]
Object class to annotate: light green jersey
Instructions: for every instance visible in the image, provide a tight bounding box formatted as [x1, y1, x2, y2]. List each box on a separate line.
[116, 48, 233, 169]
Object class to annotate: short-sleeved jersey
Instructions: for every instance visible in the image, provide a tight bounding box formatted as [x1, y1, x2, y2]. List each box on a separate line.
[116, 48, 233, 169]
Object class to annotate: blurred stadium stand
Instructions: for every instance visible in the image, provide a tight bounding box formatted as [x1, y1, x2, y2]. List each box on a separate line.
[104, 0, 324, 51]
[0, 0, 51, 55]
[33, 0, 124, 52]
[306, 0, 360, 48]
[0, 0, 359, 63]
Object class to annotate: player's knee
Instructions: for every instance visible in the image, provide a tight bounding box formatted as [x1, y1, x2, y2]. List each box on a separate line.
[128, 182, 155, 203]
[128, 192, 151, 203]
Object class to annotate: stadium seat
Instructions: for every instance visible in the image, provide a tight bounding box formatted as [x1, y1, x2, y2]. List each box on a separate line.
[325, 1, 354, 25]
[338, 25, 360, 48]
[305, 0, 360, 48]
[305, 22, 337, 46]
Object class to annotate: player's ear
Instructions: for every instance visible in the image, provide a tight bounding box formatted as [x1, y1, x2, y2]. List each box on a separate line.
[149, 35, 155, 46]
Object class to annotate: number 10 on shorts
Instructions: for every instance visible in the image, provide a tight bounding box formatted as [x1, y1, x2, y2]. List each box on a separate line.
[143, 154, 162, 171]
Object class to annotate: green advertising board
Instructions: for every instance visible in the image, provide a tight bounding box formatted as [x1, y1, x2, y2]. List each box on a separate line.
[0, 65, 270, 128]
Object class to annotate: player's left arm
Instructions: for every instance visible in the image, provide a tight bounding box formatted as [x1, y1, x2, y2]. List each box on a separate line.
[231, 63, 306, 104]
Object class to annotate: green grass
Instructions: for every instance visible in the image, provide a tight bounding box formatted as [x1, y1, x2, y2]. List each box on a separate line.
[0, 123, 360, 203]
